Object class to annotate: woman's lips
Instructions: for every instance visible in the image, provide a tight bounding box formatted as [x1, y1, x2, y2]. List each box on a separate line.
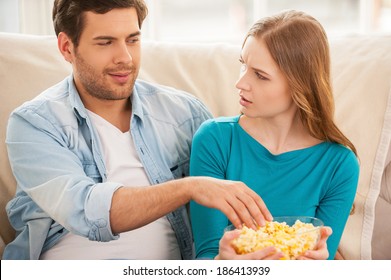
[239, 95, 252, 106]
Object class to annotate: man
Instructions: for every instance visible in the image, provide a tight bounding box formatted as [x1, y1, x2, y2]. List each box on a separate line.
[3, 0, 270, 259]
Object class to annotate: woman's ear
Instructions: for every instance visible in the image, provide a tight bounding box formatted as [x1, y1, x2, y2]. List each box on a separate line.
[57, 32, 74, 63]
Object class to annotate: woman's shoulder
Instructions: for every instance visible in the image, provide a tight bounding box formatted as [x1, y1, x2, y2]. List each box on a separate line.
[323, 142, 357, 157]
[322, 142, 359, 170]
[200, 115, 240, 128]
[194, 115, 241, 141]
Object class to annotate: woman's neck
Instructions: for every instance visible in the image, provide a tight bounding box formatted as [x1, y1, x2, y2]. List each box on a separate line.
[239, 114, 321, 155]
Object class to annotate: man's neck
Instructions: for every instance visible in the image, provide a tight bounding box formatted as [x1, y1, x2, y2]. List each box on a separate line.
[85, 98, 132, 132]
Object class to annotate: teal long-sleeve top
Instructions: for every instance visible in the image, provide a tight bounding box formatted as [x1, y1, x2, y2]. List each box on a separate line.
[189, 116, 359, 260]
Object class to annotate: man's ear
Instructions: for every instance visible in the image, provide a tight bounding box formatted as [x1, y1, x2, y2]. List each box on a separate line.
[58, 32, 74, 63]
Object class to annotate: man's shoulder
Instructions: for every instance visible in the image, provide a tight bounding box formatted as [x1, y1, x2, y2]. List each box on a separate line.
[13, 77, 70, 114]
[134, 79, 212, 121]
[9, 77, 77, 130]
[135, 79, 203, 106]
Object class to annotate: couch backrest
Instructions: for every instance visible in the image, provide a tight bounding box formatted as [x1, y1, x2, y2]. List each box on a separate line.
[1, 32, 391, 259]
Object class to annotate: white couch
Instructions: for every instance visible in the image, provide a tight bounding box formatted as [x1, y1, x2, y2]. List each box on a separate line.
[1, 32, 390, 259]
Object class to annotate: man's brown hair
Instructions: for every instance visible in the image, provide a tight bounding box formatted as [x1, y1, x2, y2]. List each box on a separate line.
[52, 0, 148, 47]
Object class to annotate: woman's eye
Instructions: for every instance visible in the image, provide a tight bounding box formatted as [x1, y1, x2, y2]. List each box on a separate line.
[255, 72, 268, 80]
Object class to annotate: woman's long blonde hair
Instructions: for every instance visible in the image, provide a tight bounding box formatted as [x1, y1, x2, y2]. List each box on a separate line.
[244, 10, 357, 156]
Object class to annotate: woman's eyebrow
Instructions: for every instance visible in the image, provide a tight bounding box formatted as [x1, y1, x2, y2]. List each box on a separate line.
[251, 66, 271, 77]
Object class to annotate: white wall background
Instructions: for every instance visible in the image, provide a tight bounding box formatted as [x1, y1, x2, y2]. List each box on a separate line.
[0, 0, 390, 43]
[0, 0, 54, 35]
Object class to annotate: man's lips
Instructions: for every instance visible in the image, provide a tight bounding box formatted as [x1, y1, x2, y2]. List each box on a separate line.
[108, 72, 131, 83]
[109, 71, 131, 76]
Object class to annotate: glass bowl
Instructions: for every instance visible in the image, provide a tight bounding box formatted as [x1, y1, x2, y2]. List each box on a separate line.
[226, 216, 323, 260]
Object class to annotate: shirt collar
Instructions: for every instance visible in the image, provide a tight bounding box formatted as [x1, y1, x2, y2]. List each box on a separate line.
[67, 75, 144, 124]
[130, 82, 144, 122]
[67, 75, 87, 124]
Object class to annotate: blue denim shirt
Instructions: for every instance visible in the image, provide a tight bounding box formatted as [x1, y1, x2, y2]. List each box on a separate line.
[3, 75, 212, 260]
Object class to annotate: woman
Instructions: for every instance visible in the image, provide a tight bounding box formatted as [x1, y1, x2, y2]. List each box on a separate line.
[190, 10, 359, 260]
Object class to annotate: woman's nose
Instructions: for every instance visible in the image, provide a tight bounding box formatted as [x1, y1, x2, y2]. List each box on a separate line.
[235, 72, 251, 92]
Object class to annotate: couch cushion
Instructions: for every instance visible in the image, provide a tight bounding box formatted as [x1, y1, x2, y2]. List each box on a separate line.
[330, 35, 391, 259]
[372, 130, 391, 259]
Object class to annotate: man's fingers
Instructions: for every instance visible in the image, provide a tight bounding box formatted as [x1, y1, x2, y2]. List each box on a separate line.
[228, 201, 258, 229]
[242, 186, 273, 221]
[224, 190, 263, 229]
[193, 178, 272, 230]
[228, 185, 271, 228]
[254, 195, 273, 222]
[219, 200, 243, 229]
[246, 192, 272, 226]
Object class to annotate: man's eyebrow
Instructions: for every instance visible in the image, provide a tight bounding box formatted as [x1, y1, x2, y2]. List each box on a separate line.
[93, 31, 141, 41]
[127, 31, 141, 38]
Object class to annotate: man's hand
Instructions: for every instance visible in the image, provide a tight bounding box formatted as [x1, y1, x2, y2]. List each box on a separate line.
[188, 177, 272, 229]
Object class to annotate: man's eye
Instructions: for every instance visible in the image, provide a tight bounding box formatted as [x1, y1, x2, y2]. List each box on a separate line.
[127, 38, 139, 44]
[97, 41, 111, 46]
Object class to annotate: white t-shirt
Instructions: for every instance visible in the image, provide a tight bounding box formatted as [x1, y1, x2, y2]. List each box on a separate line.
[40, 110, 181, 259]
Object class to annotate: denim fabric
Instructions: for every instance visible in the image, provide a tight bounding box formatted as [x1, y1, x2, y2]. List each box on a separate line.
[4, 75, 212, 259]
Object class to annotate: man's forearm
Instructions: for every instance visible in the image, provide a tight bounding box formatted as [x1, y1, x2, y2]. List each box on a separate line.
[109, 177, 193, 234]
[110, 176, 271, 235]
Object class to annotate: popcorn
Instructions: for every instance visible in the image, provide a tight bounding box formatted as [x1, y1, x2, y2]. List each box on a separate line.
[231, 220, 320, 260]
